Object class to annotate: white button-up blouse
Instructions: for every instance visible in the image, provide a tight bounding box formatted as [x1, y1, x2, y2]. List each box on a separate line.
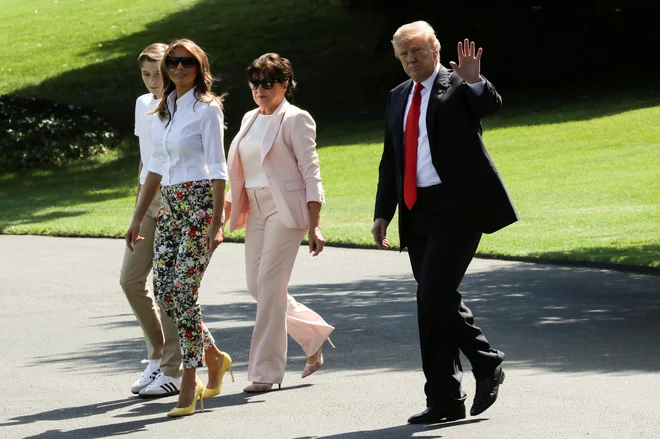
[148, 88, 228, 186]
[134, 93, 159, 185]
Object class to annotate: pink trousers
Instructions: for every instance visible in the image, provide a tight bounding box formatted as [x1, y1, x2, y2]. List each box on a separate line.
[245, 187, 334, 384]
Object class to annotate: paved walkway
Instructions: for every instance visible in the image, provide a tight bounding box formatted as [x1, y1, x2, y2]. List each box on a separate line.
[1, 235, 659, 439]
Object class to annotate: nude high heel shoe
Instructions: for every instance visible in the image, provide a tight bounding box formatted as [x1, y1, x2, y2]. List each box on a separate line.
[302, 338, 335, 378]
[243, 382, 282, 393]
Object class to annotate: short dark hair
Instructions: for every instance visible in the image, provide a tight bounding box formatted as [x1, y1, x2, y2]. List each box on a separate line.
[247, 53, 297, 102]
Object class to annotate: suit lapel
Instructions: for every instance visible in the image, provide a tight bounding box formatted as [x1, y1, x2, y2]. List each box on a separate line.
[425, 65, 450, 151]
[261, 98, 289, 164]
[393, 80, 413, 158]
[227, 108, 259, 181]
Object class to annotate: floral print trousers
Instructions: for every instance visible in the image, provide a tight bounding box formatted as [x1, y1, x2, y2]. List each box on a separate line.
[153, 180, 216, 369]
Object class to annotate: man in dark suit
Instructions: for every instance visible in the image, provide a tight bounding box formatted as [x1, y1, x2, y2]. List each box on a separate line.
[372, 21, 518, 424]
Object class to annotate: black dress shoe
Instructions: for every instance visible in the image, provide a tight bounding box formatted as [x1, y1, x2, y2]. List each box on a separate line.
[407, 403, 466, 424]
[470, 366, 505, 416]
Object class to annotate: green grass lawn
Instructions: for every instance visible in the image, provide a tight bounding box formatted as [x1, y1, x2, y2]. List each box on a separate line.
[480, 103, 660, 268]
[1, 0, 659, 268]
[2, 102, 659, 267]
[0, 0, 389, 133]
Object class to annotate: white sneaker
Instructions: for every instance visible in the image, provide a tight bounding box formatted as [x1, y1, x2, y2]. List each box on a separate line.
[138, 372, 181, 398]
[130, 359, 161, 394]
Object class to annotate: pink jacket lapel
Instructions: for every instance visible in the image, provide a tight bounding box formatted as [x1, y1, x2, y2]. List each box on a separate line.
[260, 98, 290, 164]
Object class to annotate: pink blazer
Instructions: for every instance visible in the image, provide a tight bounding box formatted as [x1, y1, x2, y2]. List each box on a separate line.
[226, 99, 325, 231]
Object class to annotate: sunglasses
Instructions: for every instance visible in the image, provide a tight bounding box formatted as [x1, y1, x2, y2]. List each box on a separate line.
[248, 78, 281, 90]
[165, 56, 197, 69]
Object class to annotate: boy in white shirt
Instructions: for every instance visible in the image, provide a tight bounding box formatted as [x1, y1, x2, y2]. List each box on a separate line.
[119, 43, 183, 398]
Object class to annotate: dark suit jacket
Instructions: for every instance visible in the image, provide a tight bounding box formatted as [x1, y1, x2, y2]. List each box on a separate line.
[374, 65, 519, 249]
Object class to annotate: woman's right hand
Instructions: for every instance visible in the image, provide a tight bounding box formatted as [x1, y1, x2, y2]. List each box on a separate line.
[308, 226, 325, 256]
[124, 219, 143, 253]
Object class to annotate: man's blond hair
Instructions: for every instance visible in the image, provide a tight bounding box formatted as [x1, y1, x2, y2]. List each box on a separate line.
[391, 21, 441, 59]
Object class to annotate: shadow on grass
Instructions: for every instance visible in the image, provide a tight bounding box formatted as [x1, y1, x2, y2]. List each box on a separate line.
[0, 153, 137, 233]
[1, 210, 87, 230]
[521, 244, 660, 271]
[489, 85, 660, 130]
[10, 0, 660, 142]
[12, 0, 388, 138]
[317, 86, 660, 146]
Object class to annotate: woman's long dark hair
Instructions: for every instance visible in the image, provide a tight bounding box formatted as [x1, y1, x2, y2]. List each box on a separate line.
[152, 39, 226, 121]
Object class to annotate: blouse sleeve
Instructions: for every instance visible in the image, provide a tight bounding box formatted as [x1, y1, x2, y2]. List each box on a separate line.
[200, 102, 228, 181]
[147, 114, 167, 176]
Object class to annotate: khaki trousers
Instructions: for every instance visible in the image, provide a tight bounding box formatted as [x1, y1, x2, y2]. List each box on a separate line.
[245, 187, 334, 384]
[119, 192, 182, 378]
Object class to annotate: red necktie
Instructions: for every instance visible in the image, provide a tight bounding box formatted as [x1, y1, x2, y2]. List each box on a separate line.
[404, 82, 423, 210]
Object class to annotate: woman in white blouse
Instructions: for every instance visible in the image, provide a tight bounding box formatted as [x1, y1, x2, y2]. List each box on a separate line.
[225, 53, 335, 393]
[125, 39, 233, 417]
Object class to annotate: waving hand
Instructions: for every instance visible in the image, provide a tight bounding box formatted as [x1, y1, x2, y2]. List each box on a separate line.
[449, 39, 483, 84]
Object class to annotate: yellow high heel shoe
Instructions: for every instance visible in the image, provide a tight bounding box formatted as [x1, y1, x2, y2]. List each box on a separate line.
[167, 378, 205, 417]
[202, 352, 234, 400]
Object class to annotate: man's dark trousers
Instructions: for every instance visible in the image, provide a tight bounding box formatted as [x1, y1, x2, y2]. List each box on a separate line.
[405, 184, 504, 408]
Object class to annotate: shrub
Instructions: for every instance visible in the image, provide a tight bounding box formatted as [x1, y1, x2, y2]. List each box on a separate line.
[0, 95, 118, 172]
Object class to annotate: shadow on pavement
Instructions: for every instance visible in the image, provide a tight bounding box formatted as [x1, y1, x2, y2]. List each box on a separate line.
[6, 385, 314, 437]
[295, 418, 486, 439]
[22, 417, 171, 439]
[0, 398, 144, 427]
[32, 262, 660, 378]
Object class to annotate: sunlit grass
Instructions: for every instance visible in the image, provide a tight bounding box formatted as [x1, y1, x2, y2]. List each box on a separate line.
[0, 0, 658, 268]
[0, 0, 386, 132]
[0, 0, 198, 93]
[2, 105, 659, 267]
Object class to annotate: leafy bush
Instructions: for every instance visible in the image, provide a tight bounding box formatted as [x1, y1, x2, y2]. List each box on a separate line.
[0, 95, 118, 172]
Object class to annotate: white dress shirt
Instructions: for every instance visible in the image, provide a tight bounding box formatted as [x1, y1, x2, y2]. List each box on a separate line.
[238, 114, 271, 188]
[403, 63, 486, 187]
[148, 88, 228, 186]
[134, 93, 159, 184]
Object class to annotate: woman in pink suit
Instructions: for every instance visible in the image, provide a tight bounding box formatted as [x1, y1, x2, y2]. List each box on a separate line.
[224, 53, 335, 393]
